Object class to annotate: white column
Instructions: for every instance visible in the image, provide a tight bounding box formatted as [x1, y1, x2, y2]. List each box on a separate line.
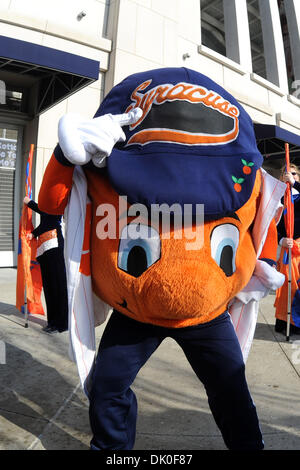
[284, 0, 300, 82]
[223, 0, 252, 71]
[259, 0, 289, 92]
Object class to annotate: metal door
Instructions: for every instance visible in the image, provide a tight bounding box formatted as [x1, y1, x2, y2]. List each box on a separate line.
[0, 124, 22, 267]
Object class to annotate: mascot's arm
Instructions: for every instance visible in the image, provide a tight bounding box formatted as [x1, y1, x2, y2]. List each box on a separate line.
[235, 218, 284, 304]
[57, 108, 142, 167]
[38, 145, 74, 215]
[38, 108, 142, 215]
[258, 217, 278, 266]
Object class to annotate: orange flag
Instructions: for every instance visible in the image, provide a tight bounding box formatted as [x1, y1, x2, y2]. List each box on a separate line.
[284, 143, 294, 241]
[16, 145, 44, 316]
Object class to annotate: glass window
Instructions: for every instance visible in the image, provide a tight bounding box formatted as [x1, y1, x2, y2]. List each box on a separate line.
[201, 0, 226, 57]
[247, 0, 267, 79]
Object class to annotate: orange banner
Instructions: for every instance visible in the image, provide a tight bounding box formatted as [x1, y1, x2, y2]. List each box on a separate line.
[16, 145, 44, 316]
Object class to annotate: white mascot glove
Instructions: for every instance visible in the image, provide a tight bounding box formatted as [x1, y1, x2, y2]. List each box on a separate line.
[58, 108, 142, 167]
[235, 259, 285, 304]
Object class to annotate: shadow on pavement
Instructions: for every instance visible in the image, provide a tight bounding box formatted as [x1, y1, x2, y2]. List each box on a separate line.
[0, 342, 89, 450]
[254, 321, 300, 342]
[0, 301, 46, 328]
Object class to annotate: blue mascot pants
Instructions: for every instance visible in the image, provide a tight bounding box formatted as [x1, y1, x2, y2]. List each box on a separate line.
[89, 310, 264, 450]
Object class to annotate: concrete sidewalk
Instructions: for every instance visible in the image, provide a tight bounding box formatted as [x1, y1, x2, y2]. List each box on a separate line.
[0, 267, 300, 450]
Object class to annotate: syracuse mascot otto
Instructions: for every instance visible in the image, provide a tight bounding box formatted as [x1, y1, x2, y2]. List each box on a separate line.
[38, 68, 286, 450]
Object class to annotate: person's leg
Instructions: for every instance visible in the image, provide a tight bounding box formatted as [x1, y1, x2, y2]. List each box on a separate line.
[51, 248, 68, 332]
[39, 249, 68, 331]
[172, 312, 264, 450]
[89, 311, 163, 450]
[38, 253, 57, 329]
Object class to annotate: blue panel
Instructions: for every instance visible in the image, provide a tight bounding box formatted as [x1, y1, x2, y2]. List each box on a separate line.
[254, 123, 300, 147]
[275, 125, 300, 147]
[0, 35, 99, 79]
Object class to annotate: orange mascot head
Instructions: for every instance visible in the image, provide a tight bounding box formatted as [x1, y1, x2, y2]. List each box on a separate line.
[82, 67, 265, 328]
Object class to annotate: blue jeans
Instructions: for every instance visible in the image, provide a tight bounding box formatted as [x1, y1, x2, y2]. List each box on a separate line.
[89, 310, 263, 450]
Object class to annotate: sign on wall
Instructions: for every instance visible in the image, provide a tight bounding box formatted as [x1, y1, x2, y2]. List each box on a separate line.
[0, 138, 17, 169]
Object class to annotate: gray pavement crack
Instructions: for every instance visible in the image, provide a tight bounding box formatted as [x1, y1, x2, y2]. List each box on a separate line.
[259, 307, 300, 380]
[0, 406, 49, 422]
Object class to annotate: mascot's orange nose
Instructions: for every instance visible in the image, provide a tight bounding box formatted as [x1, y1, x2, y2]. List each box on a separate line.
[132, 256, 236, 327]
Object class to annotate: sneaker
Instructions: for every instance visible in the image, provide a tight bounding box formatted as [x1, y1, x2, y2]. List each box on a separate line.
[290, 324, 300, 335]
[275, 319, 300, 335]
[42, 325, 58, 334]
[57, 327, 68, 333]
[275, 319, 286, 333]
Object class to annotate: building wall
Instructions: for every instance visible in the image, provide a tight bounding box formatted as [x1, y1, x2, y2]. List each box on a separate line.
[105, 0, 300, 133]
[1, 0, 300, 263]
[1, 0, 300, 190]
[0, 0, 111, 198]
[104, 0, 201, 89]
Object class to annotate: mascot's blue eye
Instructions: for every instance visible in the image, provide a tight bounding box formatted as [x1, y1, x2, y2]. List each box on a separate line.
[210, 224, 239, 277]
[118, 224, 161, 277]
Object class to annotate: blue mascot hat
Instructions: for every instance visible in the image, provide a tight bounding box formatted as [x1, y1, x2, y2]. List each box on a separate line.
[94, 67, 263, 220]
